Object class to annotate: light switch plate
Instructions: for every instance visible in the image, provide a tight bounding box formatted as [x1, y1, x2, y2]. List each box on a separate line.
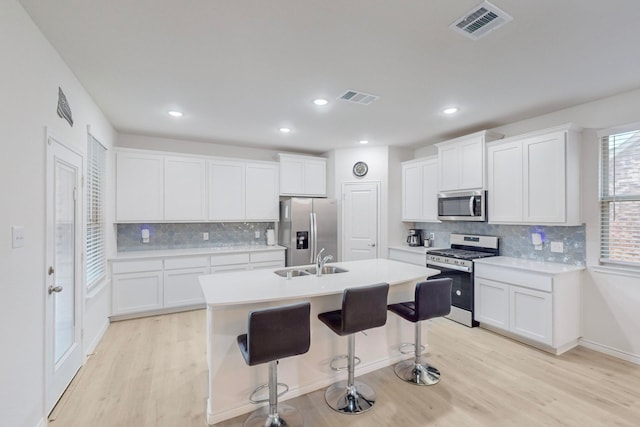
[254, 231, 261, 239]
[550, 241, 564, 253]
[12, 226, 25, 248]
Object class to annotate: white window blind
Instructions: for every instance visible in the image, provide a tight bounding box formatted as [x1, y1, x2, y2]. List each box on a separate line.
[86, 134, 106, 288]
[600, 127, 640, 266]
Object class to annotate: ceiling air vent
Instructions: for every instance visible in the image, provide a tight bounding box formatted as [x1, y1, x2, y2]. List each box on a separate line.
[450, 1, 513, 40]
[338, 90, 379, 106]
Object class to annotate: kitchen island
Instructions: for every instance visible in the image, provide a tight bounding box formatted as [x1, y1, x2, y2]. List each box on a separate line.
[199, 258, 440, 425]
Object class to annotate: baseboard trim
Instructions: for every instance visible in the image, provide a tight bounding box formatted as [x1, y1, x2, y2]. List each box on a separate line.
[85, 318, 110, 357]
[579, 339, 640, 365]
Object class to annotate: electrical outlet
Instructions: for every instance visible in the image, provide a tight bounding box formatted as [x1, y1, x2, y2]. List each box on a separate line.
[550, 241, 564, 253]
[429, 233, 435, 241]
[203, 232, 209, 241]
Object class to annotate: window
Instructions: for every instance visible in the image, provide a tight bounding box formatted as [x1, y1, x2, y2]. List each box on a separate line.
[86, 134, 106, 288]
[599, 125, 640, 266]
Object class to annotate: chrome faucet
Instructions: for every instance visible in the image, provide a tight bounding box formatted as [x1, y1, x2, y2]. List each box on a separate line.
[315, 248, 333, 277]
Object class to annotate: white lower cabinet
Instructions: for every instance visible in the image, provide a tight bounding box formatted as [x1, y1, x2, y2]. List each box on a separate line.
[474, 258, 582, 354]
[112, 260, 164, 316]
[163, 256, 210, 308]
[111, 249, 285, 318]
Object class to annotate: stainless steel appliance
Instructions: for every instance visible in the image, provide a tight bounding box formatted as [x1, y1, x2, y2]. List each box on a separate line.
[437, 190, 486, 221]
[406, 228, 424, 247]
[426, 233, 499, 327]
[279, 198, 338, 267]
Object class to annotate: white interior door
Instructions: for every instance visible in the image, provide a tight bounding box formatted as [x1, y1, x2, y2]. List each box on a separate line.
[45, 134, 83, 413]
[342, 182, 379, 261]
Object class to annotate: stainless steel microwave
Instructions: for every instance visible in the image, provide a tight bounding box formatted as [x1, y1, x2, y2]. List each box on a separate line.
[437, 190, 486, 221]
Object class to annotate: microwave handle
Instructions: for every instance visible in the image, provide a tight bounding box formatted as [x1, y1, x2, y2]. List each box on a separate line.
[469, 196, 475, 216]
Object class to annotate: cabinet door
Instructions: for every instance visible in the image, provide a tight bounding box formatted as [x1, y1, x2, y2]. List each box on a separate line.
[112, 271, 163, 315]
[209, 160, 244, 220]
[487, 141, 523, 223]
[510, 286, 553, 345]
[459, 136, 484, 190]
[116, 152, 164, 221]
[304, 159, 326, 196]
[438, 143, 460, 191]
[402, 162, 422, 221]
[474, 278, 509, 329]
[523, 132, 566, 223]
[163, 267, 208, 308]
[164, 156, 207, 221]
[279, 157, 304, 195]
[421, 159, 439, 221]
[245, 163, 279, 221]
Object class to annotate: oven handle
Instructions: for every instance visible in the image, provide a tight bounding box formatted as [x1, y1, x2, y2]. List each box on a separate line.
[426, 260, 472, 273]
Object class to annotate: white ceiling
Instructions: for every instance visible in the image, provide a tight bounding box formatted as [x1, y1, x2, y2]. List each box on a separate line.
[19, 0, 640, 154]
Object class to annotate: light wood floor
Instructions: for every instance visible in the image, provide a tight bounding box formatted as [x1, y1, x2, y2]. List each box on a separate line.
[49, 309, 640, 427]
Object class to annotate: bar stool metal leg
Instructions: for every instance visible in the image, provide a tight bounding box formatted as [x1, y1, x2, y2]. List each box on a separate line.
[393, 321, 441, 386]
[324, 334, 376, 414]
[244, 361, 304, 427]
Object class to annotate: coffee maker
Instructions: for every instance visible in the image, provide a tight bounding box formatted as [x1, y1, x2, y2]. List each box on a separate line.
[406, 229, 424, 247]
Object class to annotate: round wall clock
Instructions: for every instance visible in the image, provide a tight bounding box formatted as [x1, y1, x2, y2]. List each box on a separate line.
[352, 161, 368, 177]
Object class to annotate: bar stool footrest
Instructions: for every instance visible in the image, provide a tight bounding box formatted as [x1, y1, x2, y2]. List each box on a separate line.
[248, 382, 289, 404]
[329, 354, 361, 371]
[398, 342, 425, 355]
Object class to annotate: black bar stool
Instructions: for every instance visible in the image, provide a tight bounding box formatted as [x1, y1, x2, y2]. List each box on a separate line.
[237, 302, 311, 427]
[317, 283, 389, 414]
[387, 278, 452, 386]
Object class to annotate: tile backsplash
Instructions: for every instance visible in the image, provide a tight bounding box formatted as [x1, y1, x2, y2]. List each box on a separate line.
[117, 222, 275, 252]
[414, 222, 586, 266]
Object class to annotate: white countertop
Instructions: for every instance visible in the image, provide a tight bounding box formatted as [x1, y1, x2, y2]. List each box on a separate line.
[474, 256, 584, 275]
[388, 245, 429, 254]
[199, 258, 440, 307]
[110, 245, 285, 261]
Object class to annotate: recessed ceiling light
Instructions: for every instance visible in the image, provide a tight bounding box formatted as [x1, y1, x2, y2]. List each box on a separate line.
[313, 98, 328, 106]
[168, 111, 183, 117]
[443, 107, 459, 115]
[359, 140, 369, 145]
[279, 127, 291, 133]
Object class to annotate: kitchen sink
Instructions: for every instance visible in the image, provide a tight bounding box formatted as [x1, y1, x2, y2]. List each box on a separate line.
[274, 269, 311, 278]
[303, 266, 349, 275]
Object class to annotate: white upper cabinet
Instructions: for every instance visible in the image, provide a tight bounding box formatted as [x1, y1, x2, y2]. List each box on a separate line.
[164, 156, 207, 221]
[116, 152, 164, 221]
[487, 124, 581, 225]
[209, 159, 245, 221]
[402, 156, 439, 222]
[116, 149, 278, 223]
[209, 160, 279, 221]
[245, 162, 279, 221]
[278, 153, 326, 196]
[436, 131, 503, 192]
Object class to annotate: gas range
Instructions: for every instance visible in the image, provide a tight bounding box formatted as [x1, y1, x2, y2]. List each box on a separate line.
[426, 234, 499, 272]
[426, 234, 499, 327]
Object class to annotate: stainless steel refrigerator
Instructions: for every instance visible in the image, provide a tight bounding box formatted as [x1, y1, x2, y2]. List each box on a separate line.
[279, 198, 338, 266]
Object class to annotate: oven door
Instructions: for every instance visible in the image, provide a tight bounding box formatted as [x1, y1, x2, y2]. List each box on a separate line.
[426, 262, 478, 327]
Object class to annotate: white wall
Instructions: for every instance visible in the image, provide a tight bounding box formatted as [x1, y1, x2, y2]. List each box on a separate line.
[118, 133, 280, 161]
[0, 2, 116, 426]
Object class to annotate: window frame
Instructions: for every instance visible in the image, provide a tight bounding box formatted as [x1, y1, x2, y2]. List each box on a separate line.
[597, 122, 640, 269]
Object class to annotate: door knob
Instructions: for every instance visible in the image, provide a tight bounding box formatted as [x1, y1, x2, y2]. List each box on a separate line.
[48, 285, 63, 294]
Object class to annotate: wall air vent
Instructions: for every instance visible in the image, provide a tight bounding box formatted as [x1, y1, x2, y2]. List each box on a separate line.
[450, 1, 513, 40]
[338, 90, 379, 105]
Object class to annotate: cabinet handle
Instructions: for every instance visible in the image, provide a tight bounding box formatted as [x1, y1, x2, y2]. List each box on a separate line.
[368, 243, 376, 247]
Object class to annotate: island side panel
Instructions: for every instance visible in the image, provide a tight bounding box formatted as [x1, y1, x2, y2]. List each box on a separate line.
[206, 279, 424, 425]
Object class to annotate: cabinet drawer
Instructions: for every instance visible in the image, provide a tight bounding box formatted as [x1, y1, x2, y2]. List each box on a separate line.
[164, 256, 209, 270]
[211, 253, 250, 266]
[250, 251, 285, 263]
[112, 259, 163, 274]
[475, 264, 552, 292]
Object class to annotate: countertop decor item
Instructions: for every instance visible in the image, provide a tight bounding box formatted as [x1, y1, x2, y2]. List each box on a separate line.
[352, 161, 368, 177]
